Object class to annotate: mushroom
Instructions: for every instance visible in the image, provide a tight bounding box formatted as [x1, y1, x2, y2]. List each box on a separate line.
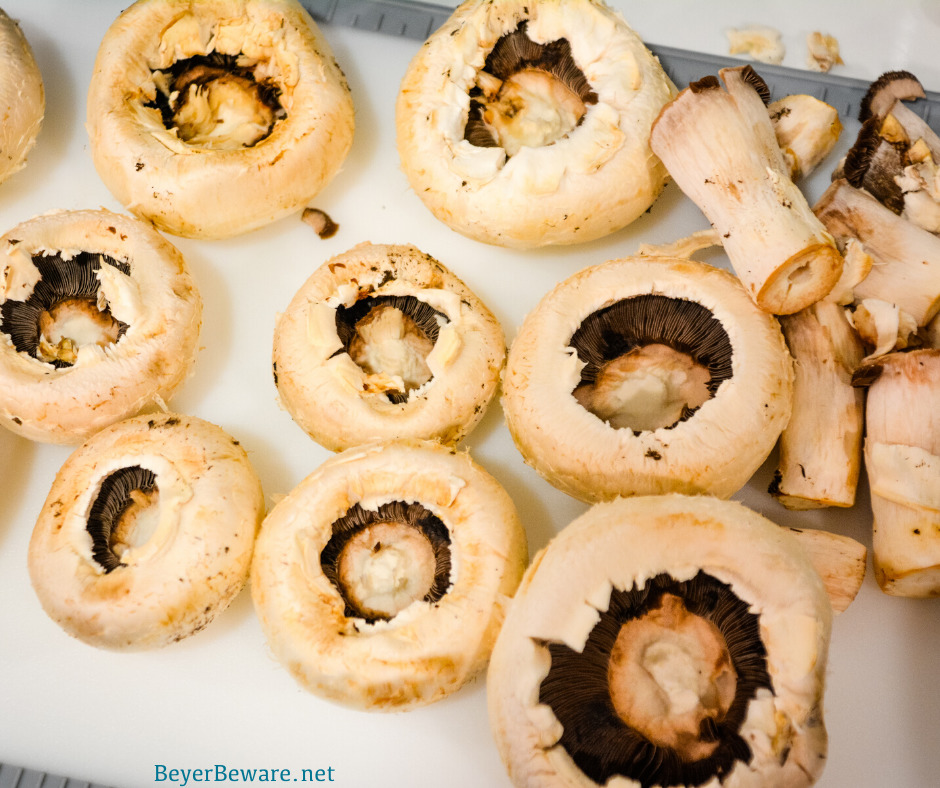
[0, 209, 202, 444]
[273, 242, 505, 451]
[770, 300, 866, 509]
[814, 179, 940, 336]
[854, 349, 940, 597]
[86, 0, 354, 239]
[769, 94, 843, 181]
[395, 0, 677, 248]
[805, 32, 843, 74]
[501, 256, 793, 502]
[28, 413, 264, 649]
[837, 71, 940, 233]
[0, 9, 44, 186]
[726, 26, 785, 65]
[649, 66, 844, 315]
[250, 439, 527, 710]
[488, 494, 832, 788]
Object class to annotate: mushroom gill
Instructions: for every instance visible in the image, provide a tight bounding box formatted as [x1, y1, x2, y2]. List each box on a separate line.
[320, 501, 452, 622]
[86, 466, 158, 573]
[0, 252, 130, 368]
[464, 22, 598, 156]
[146, 52, 285, 149]
[569, 295, 733, 432]
[334, 295, 448, 404]
[538, 571, 772, 788]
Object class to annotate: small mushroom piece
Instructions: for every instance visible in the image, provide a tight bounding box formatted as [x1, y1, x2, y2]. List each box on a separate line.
[0, 9, 43, 186]
[488, 494, 832, 788]
[770, 301, 866, 509]
[650, 66, 843, 315]
[805, 32, 843, 73]
[726, 26, 785, 65]
[250, 439, 527, 710]
[86, 0, 354, 239]
[858, 70, 926, 123]
[814, 179, 940, 330]
[855, 349, 940, 597]
[396, 0, 676, 248]
[0, 209, 201, 444]
[501, 256, 793, 502]
[273, 243, 505, 451]
[769, 94, 842, 180]
[28, 413, 264, 649]
[786, 527, 867, 614]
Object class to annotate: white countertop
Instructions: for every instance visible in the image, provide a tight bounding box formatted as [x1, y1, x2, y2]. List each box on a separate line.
[1, 2, 938, 787]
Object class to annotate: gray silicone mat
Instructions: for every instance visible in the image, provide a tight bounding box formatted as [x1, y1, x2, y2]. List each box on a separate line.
[303, 0, 940, 122]
[0, 763, 111, 788]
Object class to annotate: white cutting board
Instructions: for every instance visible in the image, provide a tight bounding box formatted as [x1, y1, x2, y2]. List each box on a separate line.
[0, 2, 938, 787]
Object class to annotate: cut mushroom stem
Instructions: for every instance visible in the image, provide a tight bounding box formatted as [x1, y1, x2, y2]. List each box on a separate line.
[650, 65, 843, 314]
[771, 301, 865, 509]
[815, 179, 940, 328]
[769, 94, 842, 180]
[855, 349, 940, 597]
[787, 527, 867, 613]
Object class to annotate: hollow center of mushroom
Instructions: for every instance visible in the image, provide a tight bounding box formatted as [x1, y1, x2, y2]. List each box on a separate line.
[608, 593, 737, 762]
[148, 54, 284, 149]
[569, 295, 733, 433]
[465, 22, 597, 156]
[336, 522, 437, 620]
[574, 344, 712, 432]
[321, 501, 453, 623]
[37, 298, 123, 365]
[87, 466, 158, 573]
[335, 295, 448, 404]
[0, 252, 131, 369]
[538, 572, 771, 788]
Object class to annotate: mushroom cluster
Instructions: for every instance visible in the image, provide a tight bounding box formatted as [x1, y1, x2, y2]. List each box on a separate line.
[3, 1, 934, 786]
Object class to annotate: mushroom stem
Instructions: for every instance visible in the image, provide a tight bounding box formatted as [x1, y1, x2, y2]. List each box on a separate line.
[814, 179, 940, 328]
[787, 527, 867, 613]
[769, 94, 842, 180]
[650, 66, 843, 314]
[772, 301, 865, 509]
[856, 349, 940, 597]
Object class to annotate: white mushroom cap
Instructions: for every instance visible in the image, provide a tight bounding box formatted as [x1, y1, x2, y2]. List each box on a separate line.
[488, 494, 832, 788]
[396, 0, 676, 248]
[502, 256, 793, 502]
[86, 0, 354, 239]
[250, 439, 528, 710]
[28, 412, 265, 650]
[0, 208, 202, 444]
[273, 242, 506, 451]
[0, 9, 43, 185]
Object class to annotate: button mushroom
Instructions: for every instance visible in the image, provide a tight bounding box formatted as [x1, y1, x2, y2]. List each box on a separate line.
[0, 209, 202, 444]
[396, 0, 676, 248]
[86, 0, 354, 239]
[28, 413, 264, 649]
[273, 242, 505, 451]
[250, 439, 527, 710]
[488, 494, 832, 788]
[0, 9, 43, 186]
[501, 256, 793, 502]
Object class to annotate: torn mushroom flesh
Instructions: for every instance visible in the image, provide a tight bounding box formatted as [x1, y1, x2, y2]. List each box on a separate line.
[320, 501, 452, 623]
[539, 571, 771, 787]
[334, 295, 448, 404]
[0, 252, 130, 368]
[569, 295, 733, 433]
[464, 22, 597, 157]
